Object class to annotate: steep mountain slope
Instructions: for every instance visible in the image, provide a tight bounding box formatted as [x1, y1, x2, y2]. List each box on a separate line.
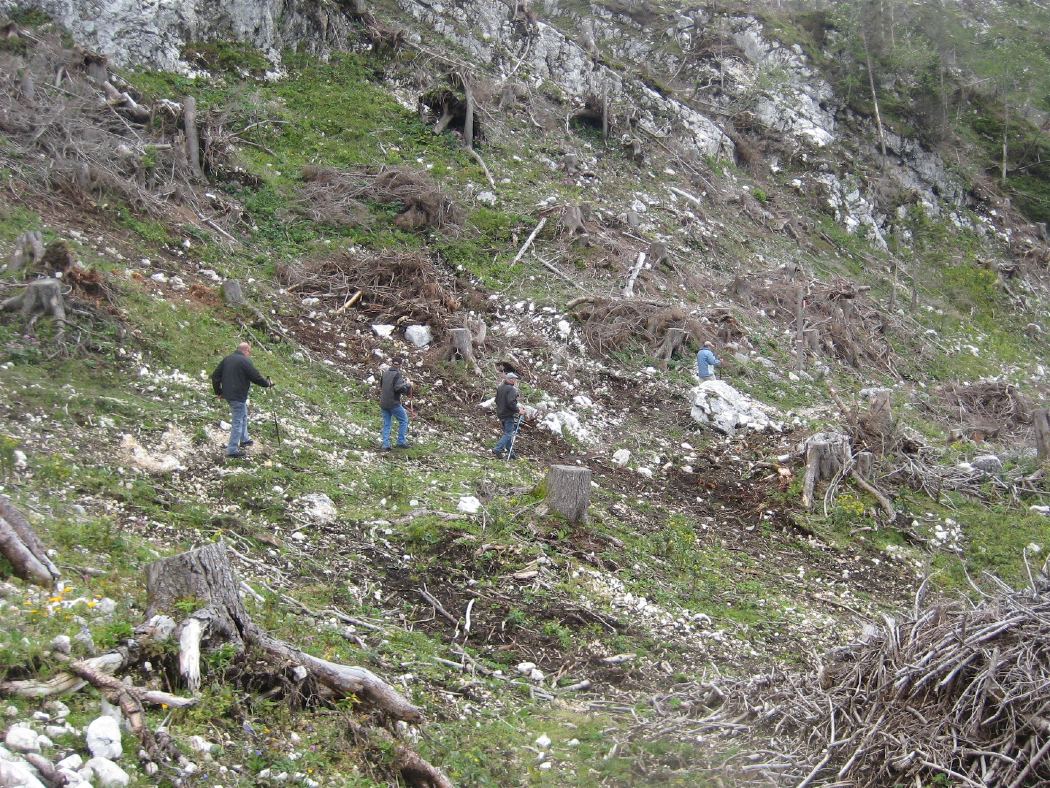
[1, 0, 1049, 785]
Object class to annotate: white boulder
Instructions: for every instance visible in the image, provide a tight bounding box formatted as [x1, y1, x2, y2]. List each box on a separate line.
[5, 724, 40, 753]
[0, 760, 47, 788]
[971, 454, 1003, 474]
[295, 493, 338, 525]
[85, 716, 122, 759]
[371, 324, 395, 338]
[612, 448, 631, 467]
[404, 325, 433, 348]
[690, 380, 781, 435]
[457, 496, 482, 514]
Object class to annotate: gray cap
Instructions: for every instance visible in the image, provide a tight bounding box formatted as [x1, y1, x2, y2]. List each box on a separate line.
[505, 372, 519, 380]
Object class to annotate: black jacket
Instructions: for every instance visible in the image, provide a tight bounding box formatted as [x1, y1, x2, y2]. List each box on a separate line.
[495, 382, 520, 420]
[380, 367, 411, 409]
[211, 351, 270, 402]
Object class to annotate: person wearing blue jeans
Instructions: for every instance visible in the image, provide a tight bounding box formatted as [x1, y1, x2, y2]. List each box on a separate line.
[211, 342, 274, 459]
[491, 371, 520, 458]
[379, 357, 413, 450]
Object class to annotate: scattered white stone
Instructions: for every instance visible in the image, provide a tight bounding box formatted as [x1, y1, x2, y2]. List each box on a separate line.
[476, 190, 497, 206]
[149, 272, 167, 284]
[457, 496, 482, 514]
[50, 635, 71, 654]
[971, 454, 1003, 474]
[295, 493, 338, 525]
[56, 753, 83, 771]
[404, 325, 433, 348]
[0, 760, 47, 788]
[12, 450, 27, 469]
[636, 467, 654, 479]
[516, 661, 536, 675]
[557, 319, 572, 338]
[529, 668, 545, 682]
[612, 448, 631, 466]
[5, 724, 40, 753]
[371, 324, 396, 338]
[86, 715, 122, 759]
[81, 756, 129, 787]
[1030, 506, 1050, 517]
[534, 734, 551, 750]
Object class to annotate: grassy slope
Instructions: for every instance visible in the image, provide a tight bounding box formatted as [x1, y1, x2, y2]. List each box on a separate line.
[1, 14, 1049, 787]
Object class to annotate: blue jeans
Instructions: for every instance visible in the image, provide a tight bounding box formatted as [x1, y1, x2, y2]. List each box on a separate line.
[227, 400, 249, 455]
[381, 405, 409, 448]
[492, 417, 517, 455]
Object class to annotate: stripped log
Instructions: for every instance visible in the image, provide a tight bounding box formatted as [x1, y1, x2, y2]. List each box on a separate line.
[623, 251, 646, 297]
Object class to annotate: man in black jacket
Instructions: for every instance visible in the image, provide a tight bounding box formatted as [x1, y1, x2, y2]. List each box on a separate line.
[379, 357, 412, 450]
[211, 342, 273, 458]
[491, 371, 520, 459]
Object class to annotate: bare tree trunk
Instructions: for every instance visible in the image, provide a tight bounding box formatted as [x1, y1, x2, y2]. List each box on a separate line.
[546, 465, 591, 524]
[888, 258, 898, 312]
[1035, 408, 1050, 460]
[794, 285, 806, 374]
[461, 76, 475, 151]
[0, 496, 60, 588]
[861, 29, 887, 162]
[623, 251, 646, 297]
[183, 95, 204, 180]
[1001, 87, 1009, 187]
[601, 81, 609, 141]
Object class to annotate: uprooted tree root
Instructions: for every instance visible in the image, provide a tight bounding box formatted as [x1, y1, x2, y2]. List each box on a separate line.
[937, 381, 1034, 440]
[568, 297, 715, 357]
[0, 542, 451, 787]
[643, 569, 1050, 786]
[295, 165, 461, 232]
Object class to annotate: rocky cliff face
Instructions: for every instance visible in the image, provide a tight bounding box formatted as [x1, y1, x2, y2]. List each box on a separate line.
[0, 0, 976, 243]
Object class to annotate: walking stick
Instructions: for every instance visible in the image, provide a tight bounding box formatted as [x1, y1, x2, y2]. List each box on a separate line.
[506, 412, 525, 460]
[268, 382, 282, 447]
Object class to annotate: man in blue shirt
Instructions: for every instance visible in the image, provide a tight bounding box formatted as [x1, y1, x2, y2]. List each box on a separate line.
[697, 340, 720, 381]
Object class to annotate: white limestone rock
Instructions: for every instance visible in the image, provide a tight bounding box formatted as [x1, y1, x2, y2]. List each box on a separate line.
[85, 716, 122, 760]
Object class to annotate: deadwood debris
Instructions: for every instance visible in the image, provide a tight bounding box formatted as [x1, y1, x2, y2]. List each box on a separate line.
[642, 568, 1050, 786]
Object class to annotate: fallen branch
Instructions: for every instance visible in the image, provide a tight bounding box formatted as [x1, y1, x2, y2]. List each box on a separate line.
[511, 217, 547, 265]
[850, 469, 896, 522]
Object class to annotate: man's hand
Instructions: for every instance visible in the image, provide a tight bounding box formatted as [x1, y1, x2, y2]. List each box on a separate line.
[267, 378, 275, 387]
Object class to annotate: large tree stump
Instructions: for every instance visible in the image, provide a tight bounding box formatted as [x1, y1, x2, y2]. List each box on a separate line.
[801, 432, 851, 510]
[182, 95, 204, 180]
[443, 326, 481, 374]
[1, 279, 67, 338]
[0, 496, 60, 588]
[222, 279, 245, 306]
[145, 542, 423, 722]
[1036, 408, 1050, 460]
[546, 465, 592, 524]
[655, 327, 686, 369]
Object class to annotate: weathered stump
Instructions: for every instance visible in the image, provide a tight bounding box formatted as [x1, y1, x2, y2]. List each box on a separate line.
[145, 542, 423, 722]
[656, 327, 686, 369]
[1, 278, 67, 338]
[801, 432, 851, 510]
[0, 495, 60, 588]
[547, 465, 591, 524]
[222, 279, 245, 306]
[182, 95, 204, 180]
[4, 230, 44, 275]
[1036, 408, 1050, 460]
[444, 326, 481, 374]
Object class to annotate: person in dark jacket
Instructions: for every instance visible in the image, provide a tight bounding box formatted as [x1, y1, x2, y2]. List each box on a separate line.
[379, 357, 412, 450]
[491, 372, 521, 459]
[211, 342, 273, 458]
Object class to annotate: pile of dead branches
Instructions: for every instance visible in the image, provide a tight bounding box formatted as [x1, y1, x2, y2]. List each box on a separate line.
[0, 26, 242, 231]
[277, 249, 464, 327]
[295, 165, 461, 232]
[648, 571, 1050, 786]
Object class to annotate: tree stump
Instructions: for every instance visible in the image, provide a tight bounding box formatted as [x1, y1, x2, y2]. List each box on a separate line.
[182, 95, 204, 180]
[1, 279, 67, 338]
[4, 230, 44, 276]
[222, 279, 245, 306]
[656, 327, 686, 369]
[145, 542, 424, 722]
[0, 495, 60, 588]
[444, 326, 481, 374]
[1035, 408, 1050, 460]
[801, 432, 851, 510]
[546, 465, 591, 524]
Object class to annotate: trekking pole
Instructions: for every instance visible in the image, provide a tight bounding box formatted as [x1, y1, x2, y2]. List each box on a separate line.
[506, 412, 525, 461]
[268, 382, 282, 447]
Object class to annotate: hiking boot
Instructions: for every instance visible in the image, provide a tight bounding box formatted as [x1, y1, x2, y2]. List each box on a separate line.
[226, 450, 246, 459]
[240, 439, 254, 447]
[380, 446, 392, 452]
[395, 443, 411, 449]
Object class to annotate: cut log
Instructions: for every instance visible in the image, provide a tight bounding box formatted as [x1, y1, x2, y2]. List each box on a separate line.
[546, 465, 592, 524]
[1036, 408, 1050, 460]
[144, 542, 424, 722]
[0, 495, 60, 588]
[511, 217, 546, 265]
[801, 432, 851, 510]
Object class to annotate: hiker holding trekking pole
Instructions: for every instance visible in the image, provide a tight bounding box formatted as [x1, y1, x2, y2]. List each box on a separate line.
[379, 356, 413, 451]
[491, 371, 522, 460]
[211, 341, 274, 459]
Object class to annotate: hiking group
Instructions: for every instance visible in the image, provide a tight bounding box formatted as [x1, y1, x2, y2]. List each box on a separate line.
[211, 338, 719, 460]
